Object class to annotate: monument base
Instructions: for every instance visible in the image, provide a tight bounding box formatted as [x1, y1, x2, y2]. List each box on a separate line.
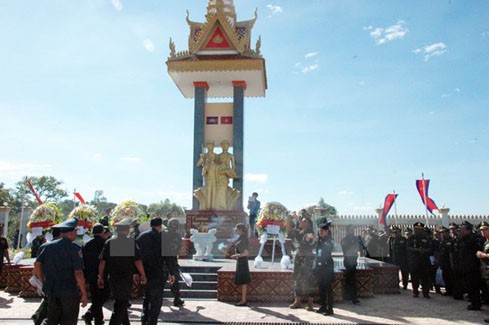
[185, 210, 247, 256]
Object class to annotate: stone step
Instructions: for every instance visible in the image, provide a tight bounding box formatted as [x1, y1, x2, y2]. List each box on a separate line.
[184, 272, 217, 282]
[164, 288, 217, 299]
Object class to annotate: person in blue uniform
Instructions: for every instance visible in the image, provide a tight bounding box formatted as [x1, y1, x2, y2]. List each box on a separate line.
[314, 217, 335, 316]
[82, 223, 111, 325]
[136, 217, 177, 325]
[341, 225, 362, 304]
[98, 217, 147, 325]
[31, 227, 62, 325]
[230, 223, 250, 306]
[33, 218, 88, 325]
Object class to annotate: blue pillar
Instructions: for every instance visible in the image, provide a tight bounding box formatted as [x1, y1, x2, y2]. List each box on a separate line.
[192, 82, 208, 210]
[233, 81, 245, 210]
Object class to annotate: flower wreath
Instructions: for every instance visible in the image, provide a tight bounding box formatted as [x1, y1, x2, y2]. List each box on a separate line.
[255, 201, 288, 235]
[69, 205, 99, 229]
[28, 202, 62, 230]
[110, 200, 144, 226]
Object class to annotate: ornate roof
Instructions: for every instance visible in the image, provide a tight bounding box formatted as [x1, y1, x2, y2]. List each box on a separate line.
[168, 0, 260, 60]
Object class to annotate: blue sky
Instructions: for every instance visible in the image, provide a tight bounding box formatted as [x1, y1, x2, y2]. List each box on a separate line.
[1, 0, 488, 217]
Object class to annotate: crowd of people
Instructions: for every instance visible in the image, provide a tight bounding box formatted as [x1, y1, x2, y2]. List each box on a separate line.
[3, 209, 489, 324]
[26, 213, 185, 325]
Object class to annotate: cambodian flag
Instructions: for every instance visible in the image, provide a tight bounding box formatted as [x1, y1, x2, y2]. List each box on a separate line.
[74, 192, 86, 204]
[416, 179, 439, 215]
[380, 193, 398, 227]
[206, 116, 218, 124]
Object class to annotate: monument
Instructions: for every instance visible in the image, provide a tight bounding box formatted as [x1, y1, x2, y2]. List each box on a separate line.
[166, 0, 267, 248]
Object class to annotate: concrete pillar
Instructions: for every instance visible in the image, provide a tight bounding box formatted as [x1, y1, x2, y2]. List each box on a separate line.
[375, 208, 384, 230]
[232, 81, 245, 210]
[192, 82, 208, 210]
[0, 206, 10, 237]
[439, 207, 450, 228]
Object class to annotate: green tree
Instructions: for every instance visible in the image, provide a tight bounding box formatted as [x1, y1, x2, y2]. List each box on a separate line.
[147, 199, 185, 219]
[318, 197, 337, 216]
[15, 176, 68, 204]
[0, 182, 15, 207]
[89, 190, 116, 219]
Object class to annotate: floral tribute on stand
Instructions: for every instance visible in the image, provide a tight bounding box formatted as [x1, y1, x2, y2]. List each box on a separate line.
[110, 200, 145, 226]
[254, 201, 291, 269]
[69, 204, 99, 244]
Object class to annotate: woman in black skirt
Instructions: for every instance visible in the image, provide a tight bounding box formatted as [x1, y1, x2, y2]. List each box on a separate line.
[231, 223, 250, 306]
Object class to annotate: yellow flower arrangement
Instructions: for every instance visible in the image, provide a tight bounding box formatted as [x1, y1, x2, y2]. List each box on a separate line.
[28, 202, 62, 230]
[110, 200, 144, 226]
[255, 201, 288, 235]
[69, 205, 99, 229]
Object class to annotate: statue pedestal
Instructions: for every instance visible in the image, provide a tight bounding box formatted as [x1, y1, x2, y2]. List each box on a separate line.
[185, 210, 247, 256]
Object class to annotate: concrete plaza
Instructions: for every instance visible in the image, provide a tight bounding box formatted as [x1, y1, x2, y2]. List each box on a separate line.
[0, 284, 487, 325]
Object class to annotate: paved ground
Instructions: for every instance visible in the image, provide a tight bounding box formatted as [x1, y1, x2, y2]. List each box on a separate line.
[1, 286, 488, 325]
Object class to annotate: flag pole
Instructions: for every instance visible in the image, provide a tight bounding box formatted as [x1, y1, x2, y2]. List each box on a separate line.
[393, 189, 398, 226]
[73, 188, 77, 210]
[422, 173, 429, 227]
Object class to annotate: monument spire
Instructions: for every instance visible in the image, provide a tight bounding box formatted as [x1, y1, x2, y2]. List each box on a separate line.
[206, 0, 237, 26]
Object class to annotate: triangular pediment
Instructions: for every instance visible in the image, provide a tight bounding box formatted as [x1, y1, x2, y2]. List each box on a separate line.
[204, 25, 232, 50]
[189, 14, 243, 54]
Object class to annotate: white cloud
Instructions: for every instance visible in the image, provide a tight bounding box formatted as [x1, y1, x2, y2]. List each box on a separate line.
[120, 157, 141, 163]
[0, 161, 52, 179]
[244, 173, 268, 183]
[295, 52, 320, 74]
[339, 190, 354, 196]
[301, 64, 318, 73]
[365, 20, 408, 45]
[304, 52, 318, 59]
[413, 42, 447, 61]
[143, 39, 155, 53]
[266, 4, 283, 16]
[111, 0, 123, 11]
[441, 87, 460, 99]
[91, 153, 104, 162]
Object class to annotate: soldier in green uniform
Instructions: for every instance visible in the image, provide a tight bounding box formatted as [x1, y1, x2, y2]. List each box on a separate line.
[407, 222, 433, 298]
[449, 222, 464, 300]
[476, 221, 489, 323]
[389, 226, 409, 290]
[437, 226, 453, 296]
[460, 220, 481, 310]
[286, 210, 316, 310]
[33, 218, 88, 325]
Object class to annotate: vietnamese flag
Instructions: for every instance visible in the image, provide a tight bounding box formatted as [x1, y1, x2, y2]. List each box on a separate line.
[416, 179, 439, 215]
[221, 116, 233, 124]
[380, 193, 398, 227]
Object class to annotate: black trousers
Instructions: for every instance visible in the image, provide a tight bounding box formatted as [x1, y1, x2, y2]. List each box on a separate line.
[109, 276, 132, 325]
[32, 297, 48, 325]
[142, 277, 165, 325]
[343, 266, 357, 301]
[46, 296, 80, 325]
[84, 280, 110, 325]
[315, 265, 334, 311]
[411, 269, 431, 296]
[441, 265, 453, 295]
[464, 270, 481, 307]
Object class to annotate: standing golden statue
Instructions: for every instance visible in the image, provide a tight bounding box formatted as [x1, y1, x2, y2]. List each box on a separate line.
[194, 140, 240, 210]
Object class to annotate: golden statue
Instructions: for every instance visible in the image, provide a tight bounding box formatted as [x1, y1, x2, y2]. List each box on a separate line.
[194, 140, 240, 210]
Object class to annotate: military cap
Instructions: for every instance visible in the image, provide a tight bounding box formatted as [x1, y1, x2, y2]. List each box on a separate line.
[234, 223, 247, 231]
[413, 221, 425, 228]
[53, 218, 78, 232]
[318, 217, 332, 229]
[114, 217, 133, 227]
[92, 223, 108, 235]
[390, 225, 401, 232]
[479, 221, 489, 230]
[150, 217, 163, 227]
[449, 222, 459, 229]
[461, 220, 473, 230]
